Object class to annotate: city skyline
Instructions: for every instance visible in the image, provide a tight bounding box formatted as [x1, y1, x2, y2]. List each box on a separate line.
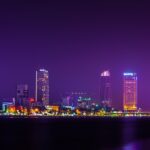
[0, 68, 140, 111]
[1, 2, 150, 150]
[1, 68, 150, 117]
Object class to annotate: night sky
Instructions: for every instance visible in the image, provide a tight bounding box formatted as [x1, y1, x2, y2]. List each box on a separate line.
[0, 0, 150, 110]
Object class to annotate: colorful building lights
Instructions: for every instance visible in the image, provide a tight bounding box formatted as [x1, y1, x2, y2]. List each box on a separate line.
[35, 69, 49, 106]
[123, 72, 137, 111]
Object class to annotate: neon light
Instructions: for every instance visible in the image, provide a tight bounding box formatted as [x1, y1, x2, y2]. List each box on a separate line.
[123, 73, 134, 76]
[101, 70, 110, 76]
[39, 69, 48, 72]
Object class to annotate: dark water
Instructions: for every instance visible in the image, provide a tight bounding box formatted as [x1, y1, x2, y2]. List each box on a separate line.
[0, 117, 150, 150]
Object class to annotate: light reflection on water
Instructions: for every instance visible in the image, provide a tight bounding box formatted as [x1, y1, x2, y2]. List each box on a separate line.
[122, 142, 140, 150]
[117, 139, 150, 150]
[120, 118, 140, 150]
[122, 118, 137, 146]
[115, 118, 150, 150]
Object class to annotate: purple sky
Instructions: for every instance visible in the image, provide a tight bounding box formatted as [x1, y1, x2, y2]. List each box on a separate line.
[0, 1, 150, 110]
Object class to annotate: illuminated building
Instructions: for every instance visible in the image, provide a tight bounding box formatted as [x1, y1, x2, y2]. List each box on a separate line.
[64, 92, 88, 107]
[2, 102, 14, 112]
[100, 70, 112, 107]
[35, 69, 49, 106]
[123, 72, 137, 111]
[46, 105, 59, 112]
[72, 92, 88, 107]
[77, 97, 92, 109]
[62, 95, 71, 106]
[16, 84, 29, 107]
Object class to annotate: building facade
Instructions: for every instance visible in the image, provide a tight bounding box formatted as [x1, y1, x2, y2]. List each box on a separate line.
[35, 69, 49, 106]
[100, 70, 112, 107]
[123, 73, 137, 111]
[16, 84, 29, 107]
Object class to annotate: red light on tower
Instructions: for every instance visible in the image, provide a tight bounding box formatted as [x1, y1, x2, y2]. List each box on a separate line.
[29, 98, 35, 103]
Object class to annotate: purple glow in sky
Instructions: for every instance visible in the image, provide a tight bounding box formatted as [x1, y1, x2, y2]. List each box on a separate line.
[0, 1, 150, 110]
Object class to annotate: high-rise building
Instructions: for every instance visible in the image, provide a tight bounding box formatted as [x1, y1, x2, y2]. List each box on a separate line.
[100, 70, 112, 107]
[35, 69, 49, 106]
[16, 84, 29, 107]
[123, 72, 137, 111]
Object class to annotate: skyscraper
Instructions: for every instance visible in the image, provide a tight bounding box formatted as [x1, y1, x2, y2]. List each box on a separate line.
[35, 69, 49, 106]
[100, 70, 112, 107]
[16, 84, 29, 107]
[123, 73, 137, 111]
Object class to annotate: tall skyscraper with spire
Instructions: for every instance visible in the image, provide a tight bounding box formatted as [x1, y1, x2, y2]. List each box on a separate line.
[35, 69, 49, 106]
[123, 72, 137, 111]
[100, 70, 112, 107]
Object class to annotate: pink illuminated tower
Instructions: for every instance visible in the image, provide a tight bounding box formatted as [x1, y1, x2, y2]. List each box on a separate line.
[123, 73, 137, 111]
